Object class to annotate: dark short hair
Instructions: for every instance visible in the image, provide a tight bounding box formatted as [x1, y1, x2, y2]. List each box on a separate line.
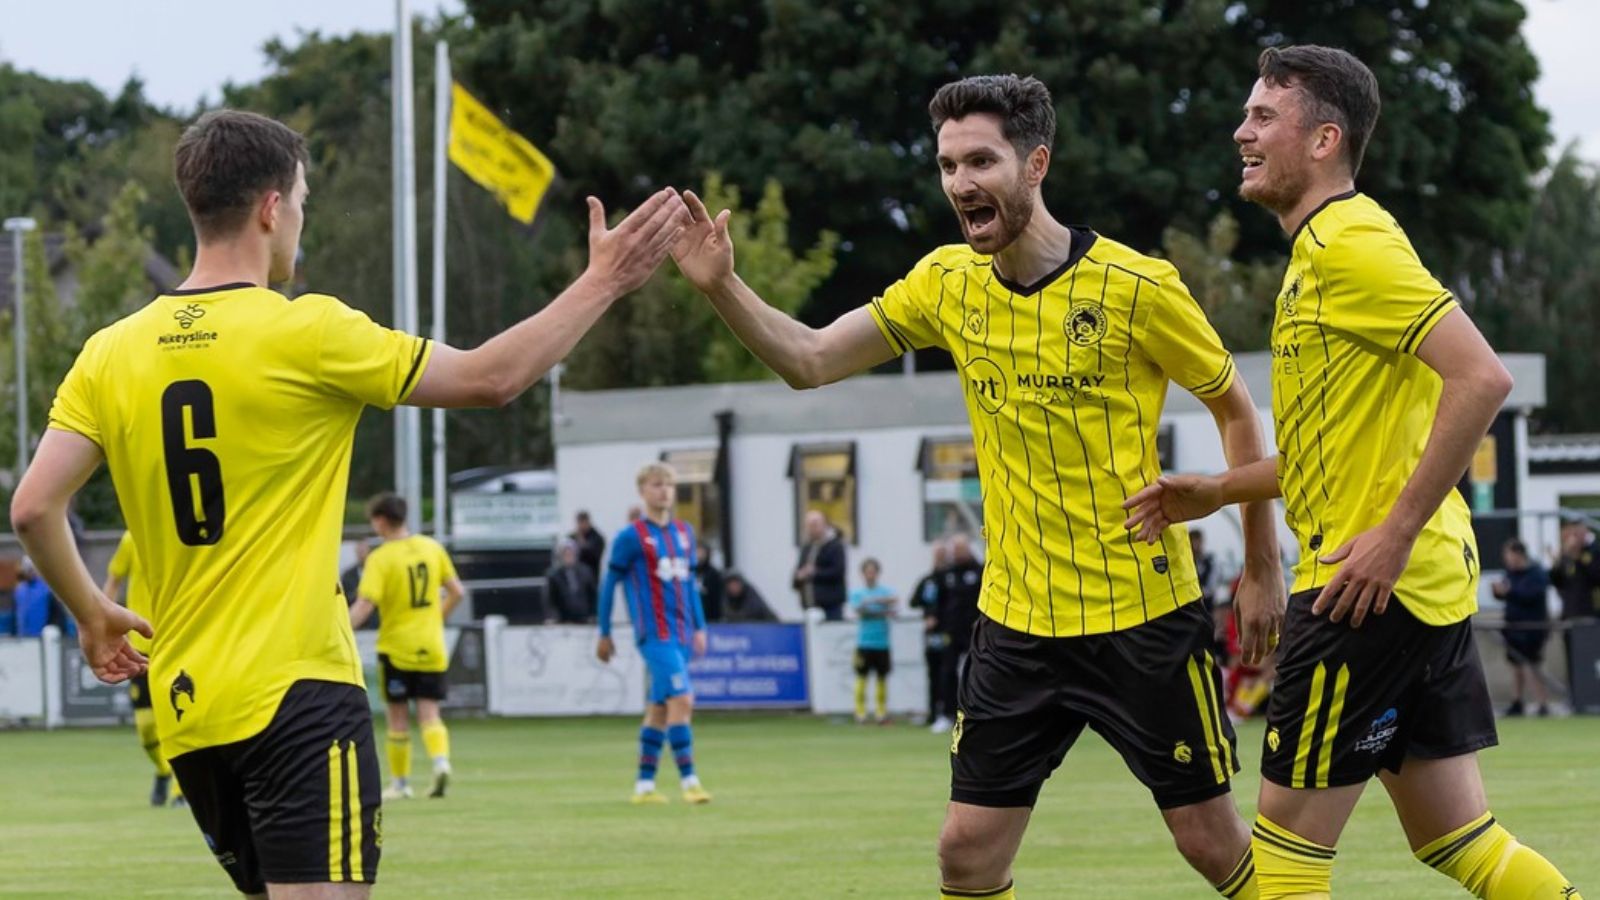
[1504, 539, 1528, 557]
[366, 492, 407, 525]
[861, 557, 881, 571]
[928, 75, 1056, 160]
[1258, 45, 1380, 177]
[174, 109, 308, 239]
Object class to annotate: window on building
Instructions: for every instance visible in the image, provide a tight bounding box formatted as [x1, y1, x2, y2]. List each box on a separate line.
[1157, 424, 1175, 472]
[789, 442, 857, 545]
[661, 447, 721, 552]
[918, 436, 982, 541]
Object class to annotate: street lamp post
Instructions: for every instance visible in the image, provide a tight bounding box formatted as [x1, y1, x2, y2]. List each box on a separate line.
[4, 216, 37, 477]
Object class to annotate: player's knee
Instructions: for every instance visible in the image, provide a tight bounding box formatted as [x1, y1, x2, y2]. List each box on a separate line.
[1171, 825, 1237, 882]
[937, 818, 1005, 886]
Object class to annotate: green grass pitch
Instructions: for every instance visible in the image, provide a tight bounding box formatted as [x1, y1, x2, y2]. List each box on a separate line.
[2, 715, 1594, 897]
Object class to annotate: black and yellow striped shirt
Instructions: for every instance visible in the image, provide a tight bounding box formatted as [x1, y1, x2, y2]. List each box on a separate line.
[867, 231, 1236, 636]
[1271, 192, 1478, 625]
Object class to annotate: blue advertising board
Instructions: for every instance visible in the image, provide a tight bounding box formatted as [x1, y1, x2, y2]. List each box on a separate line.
[688, 624, 809, 708]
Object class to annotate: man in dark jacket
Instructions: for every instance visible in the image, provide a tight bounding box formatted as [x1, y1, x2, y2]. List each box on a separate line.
[695, 544, 726, 623]
[547, 540, 598, 623]
[793, 511, 847, 621]
[1493, 539, 1551, 716]
[911, 540, 952, 728]
[722, 571, 778, 623]
[570, 511, 607, 580]
[1550, 521, 1600, 621]
[934, 534, 983, 733]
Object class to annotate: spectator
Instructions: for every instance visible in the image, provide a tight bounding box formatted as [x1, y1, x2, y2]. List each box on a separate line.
[570, 510, 607, 580]
[14, 557, 54, 638]
[850, 558, 897, 724]
[721, 571, 777, 623]
[1550, 520, 1600, 621]
[626, 505, 643, 523]
[340, 539, 371, 608]
[695, 544, 726, 623]
[0, 556, 19, 636]
[934, 534, 983, 733]
[1495, 539, 1552, 717]
[911, 540, 952, 727]
[793, 510, 847, 621]
[547, 539, 598, 624]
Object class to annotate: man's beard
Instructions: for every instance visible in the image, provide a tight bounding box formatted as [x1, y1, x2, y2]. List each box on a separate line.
[1239, 161, 1312, 215]
[962, 180, 1034, 254]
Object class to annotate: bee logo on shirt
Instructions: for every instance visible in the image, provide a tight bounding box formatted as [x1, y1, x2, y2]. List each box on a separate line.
[1065, 302, 1107, 347]
[174, 304, 207, 329]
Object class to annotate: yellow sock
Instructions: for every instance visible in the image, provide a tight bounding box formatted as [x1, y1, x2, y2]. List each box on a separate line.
[875, 678, 888, 719]
[387, 731, 412, 781]
[1252, 815, 1335, 899]
[1416, 812, 1582, 899]
[940, 882, 1014, 898]
[1217, 846, 1259, 899]
[421, 720, 451, 765]
[854, 676, 867, 720]
[133, 708, 171, 776]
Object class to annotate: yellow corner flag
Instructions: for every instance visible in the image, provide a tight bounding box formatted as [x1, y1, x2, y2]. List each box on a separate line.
[448, 83, 555, 225]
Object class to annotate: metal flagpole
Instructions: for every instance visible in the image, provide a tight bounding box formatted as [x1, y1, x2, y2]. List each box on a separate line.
[4, 217, 36, 477]
[396, 0, 423, 531]
[431, 40, 450, 540]
[391, 0, 408, 515]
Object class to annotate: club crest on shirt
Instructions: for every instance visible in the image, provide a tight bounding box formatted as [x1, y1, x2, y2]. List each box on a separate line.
[1280, 272, 1304, 317]
[966, 310, 986, 337]
[1065, 302, 1108, 347]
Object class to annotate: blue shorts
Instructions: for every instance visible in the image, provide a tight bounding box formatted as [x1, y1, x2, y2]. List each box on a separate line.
[640, 641, 693, 705]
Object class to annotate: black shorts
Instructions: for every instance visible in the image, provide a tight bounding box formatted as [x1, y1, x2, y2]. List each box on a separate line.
[170, 680, 381, 893]
[379, 654, 448, 703]
[1260, 591, 1498, 790]
[1503, 626, 1549, 665]
[854, 648, 892, 677]
[951, 602, 1238, 810]
[129, 672, 152, 710]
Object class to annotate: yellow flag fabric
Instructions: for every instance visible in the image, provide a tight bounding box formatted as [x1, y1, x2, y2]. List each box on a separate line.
[448, 83, 555, 224]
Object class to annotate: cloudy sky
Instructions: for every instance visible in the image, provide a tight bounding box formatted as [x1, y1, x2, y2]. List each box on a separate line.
[0, 0, 1595, 160]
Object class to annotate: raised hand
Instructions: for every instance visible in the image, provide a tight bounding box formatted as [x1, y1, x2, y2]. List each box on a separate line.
[586, 188, 691, 296]
[670, 190, 735, 291]
[1122, 474, 1226, 544]
[79, 597, 153, 684]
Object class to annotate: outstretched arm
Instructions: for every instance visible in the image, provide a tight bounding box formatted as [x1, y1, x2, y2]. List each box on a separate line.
[11, 430, 151, 682]
[349, 597, 377, 630]
[407, 190, 689, 408]
[672, 191, 897, 388]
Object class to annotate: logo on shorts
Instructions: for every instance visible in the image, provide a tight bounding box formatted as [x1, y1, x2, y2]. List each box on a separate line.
[1354, 707, 1399, 754]
[950, 710, 965, 755]
[1173, 740, 1193, 764]
[170, 670, 196, 721]
[1267, 727, 1281, 753]
[374, 809, 384, 849]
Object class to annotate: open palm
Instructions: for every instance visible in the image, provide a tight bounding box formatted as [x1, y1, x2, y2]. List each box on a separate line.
[670, 190, 735, 291]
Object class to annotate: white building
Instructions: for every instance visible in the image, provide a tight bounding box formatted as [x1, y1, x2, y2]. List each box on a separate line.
[553, 351, 1551, 621]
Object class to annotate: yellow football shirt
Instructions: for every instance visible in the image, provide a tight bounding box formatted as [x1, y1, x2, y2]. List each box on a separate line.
[107, 531, 152, 655]
[357, 534, 458, 673]
[49, 284, 431, 757]
[1270, 192, 1478, 624]
[866, 231, 1237, 636]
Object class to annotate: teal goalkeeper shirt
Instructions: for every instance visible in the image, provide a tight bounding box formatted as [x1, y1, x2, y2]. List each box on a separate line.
[851, 585, 895, 650]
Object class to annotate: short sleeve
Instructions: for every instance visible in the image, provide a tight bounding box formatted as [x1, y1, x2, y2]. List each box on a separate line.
[1319, 222, 1456, 356]
[1139, 272, 1236, 399]
[864, 251, 949, 354]
[356, 553, 387, 605]
[48, 330, 109, 446]
[309, 295, 434, 409]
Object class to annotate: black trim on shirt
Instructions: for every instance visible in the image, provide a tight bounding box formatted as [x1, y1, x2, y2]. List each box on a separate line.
[990, 227, 1098, 296]
[164, 281, 259, 296]
[398, 337, 430, 399]
[1290, 190, 1359, 246]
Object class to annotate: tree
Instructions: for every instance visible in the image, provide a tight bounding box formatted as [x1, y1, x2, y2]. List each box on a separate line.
[1159, 212, 1283, 353]
[457, 0, 1549, 344]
